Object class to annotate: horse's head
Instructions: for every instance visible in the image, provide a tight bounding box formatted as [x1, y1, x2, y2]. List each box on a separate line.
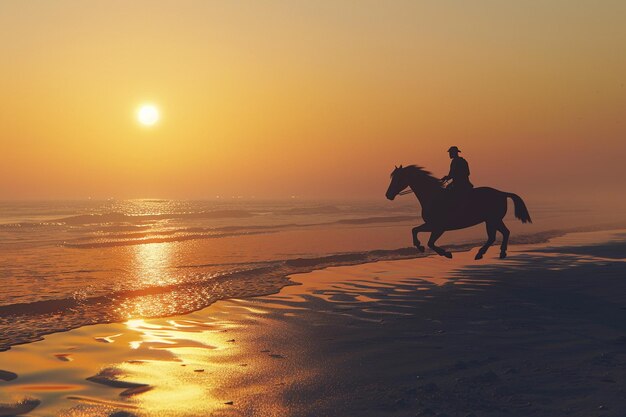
[386, 165, 408, 200]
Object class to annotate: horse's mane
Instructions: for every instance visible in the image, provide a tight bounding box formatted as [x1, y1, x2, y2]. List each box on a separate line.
[395, 165, 444, 189]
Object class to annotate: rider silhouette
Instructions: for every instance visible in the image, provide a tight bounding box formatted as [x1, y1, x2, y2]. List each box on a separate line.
[441, 146, 473, 192]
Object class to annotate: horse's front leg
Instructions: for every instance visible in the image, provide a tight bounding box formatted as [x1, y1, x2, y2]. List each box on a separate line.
[411, 223, 430, 252]
[428, 229, 452, 258]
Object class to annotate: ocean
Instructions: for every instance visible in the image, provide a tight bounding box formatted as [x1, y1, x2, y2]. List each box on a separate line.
[0, 198, 621, 350]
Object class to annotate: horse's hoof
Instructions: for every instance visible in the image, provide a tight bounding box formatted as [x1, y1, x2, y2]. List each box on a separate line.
[444, 252, 453, 259]
[500, 251, 507, 259]
[417, 245, 425, 253]
[475, 253, 483, 260]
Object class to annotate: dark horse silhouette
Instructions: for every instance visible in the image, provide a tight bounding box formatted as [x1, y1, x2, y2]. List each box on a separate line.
[386, 165, 531, 260]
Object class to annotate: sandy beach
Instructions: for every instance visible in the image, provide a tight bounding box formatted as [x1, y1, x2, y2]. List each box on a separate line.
[0, 228, 624, 416]
[3, 1, 626, 415]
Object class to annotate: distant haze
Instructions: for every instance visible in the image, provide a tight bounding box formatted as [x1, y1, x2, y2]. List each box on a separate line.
[1, 1, 625, 200]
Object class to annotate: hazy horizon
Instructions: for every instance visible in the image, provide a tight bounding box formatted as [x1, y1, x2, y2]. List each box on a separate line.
[2, 4, 626, 414]
[1, 1, 625, 200]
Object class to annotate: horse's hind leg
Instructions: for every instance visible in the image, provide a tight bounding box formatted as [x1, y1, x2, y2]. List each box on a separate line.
[496, 220, 510, 259]
[428, 230, 452, 258]
[412, 223, 429, 252]
[475, 222, 496, 260]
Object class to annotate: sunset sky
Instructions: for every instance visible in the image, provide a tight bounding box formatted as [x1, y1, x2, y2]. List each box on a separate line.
[1, 1, 625, 200]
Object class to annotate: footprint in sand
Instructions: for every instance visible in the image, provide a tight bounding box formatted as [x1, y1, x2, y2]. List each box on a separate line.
[54, 353, 73, 362]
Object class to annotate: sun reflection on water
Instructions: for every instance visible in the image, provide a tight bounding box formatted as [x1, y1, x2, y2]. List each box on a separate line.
[114, 243, 182, 319]
[116, 315, 244, 416]
[133, 242, 173, 287]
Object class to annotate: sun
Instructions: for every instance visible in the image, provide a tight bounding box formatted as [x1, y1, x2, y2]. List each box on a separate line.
[137, 104, 160, 126]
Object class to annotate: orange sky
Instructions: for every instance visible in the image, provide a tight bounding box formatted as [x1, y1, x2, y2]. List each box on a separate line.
[0, 1, 625, 200]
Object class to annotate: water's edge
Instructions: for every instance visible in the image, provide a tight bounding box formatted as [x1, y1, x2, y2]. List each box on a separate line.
[1, 221, 624, 352]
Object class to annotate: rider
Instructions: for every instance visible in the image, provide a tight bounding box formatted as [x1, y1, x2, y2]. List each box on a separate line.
[441, 146, 473, 192]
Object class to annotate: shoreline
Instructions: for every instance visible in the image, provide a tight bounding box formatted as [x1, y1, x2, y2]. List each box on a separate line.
[1, 227, 625, 416]
[2, 220, 626, 352]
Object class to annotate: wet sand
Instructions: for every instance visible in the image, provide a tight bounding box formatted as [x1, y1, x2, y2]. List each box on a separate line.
[1, 229, 626, 416]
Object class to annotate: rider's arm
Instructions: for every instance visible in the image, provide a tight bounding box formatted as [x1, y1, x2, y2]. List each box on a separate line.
[443, 160, 456, 181]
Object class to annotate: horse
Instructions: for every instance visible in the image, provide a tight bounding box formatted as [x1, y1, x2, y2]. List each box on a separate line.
[385, 165, 531, 260]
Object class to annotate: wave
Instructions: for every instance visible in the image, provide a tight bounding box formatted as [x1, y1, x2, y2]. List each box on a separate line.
[0, 229, 566, 351]
[278, 205, 344, 215]
[63, 231, 272, 248]
[335, 215, 417, 225]
[61, 215, 419, 249]
[0, 222, 66, 229]
[54, 210, 255, 225]
[158, 215, 417, 234]
[0, 210, 255, 229]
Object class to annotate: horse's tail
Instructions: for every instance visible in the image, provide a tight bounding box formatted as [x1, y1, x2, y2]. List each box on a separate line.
[506, 193, 532, 223]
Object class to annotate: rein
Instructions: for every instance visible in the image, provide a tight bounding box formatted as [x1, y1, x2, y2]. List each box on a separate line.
[398, 180, 447, 196]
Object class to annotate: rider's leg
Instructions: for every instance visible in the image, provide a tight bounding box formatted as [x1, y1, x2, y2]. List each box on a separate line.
[412, 223, 430, 252]
[475, 222, 496, 260]
[496, 220, 510, 259]
[428, 230, 452, 258]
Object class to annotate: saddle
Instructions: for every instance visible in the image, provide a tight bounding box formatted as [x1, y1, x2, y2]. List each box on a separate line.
[437, 183, 474, 215]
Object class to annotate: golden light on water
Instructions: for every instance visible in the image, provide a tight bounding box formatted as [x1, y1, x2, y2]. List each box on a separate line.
[119, 315, 242, 415]
[137, 104, 160, 126]
[116, 243, 176, 319]
[134, 243, 172, 287]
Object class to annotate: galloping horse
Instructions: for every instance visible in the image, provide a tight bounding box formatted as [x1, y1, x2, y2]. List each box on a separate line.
[386, 165, 531, 260]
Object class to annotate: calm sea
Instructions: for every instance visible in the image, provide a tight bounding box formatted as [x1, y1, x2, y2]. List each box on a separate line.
[0, 198, 620, 350]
